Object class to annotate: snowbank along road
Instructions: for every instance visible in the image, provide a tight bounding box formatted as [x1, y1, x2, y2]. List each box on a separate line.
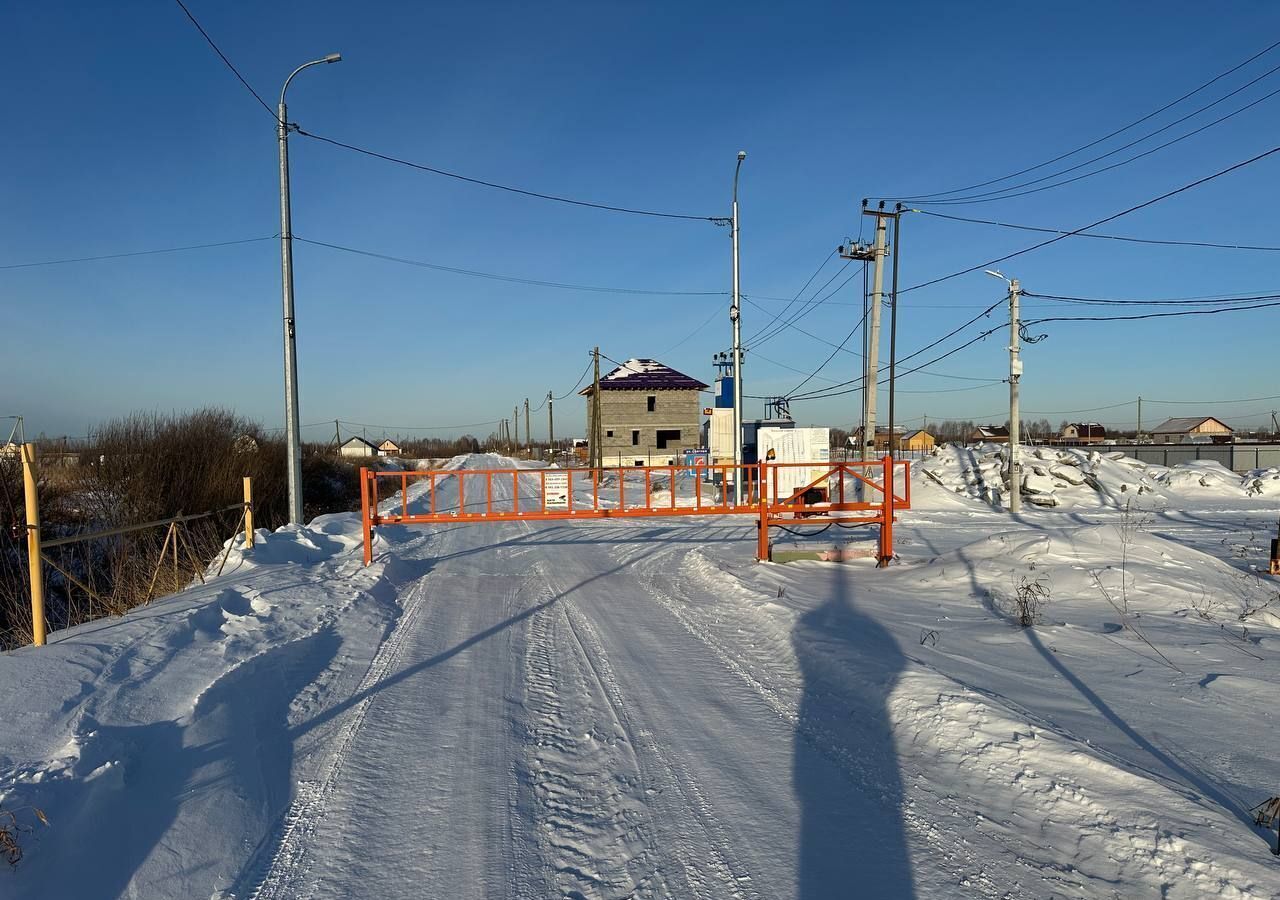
[2, 450, 1280, 898]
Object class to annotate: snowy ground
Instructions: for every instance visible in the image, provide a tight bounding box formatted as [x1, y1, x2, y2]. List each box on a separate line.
[2, 450, 1279, 898]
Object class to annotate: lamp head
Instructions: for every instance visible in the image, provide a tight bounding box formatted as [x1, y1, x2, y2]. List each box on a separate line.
[324, 53, 342, 63]
[984, 269, 1006, 280]
[737, 150, 747, 161]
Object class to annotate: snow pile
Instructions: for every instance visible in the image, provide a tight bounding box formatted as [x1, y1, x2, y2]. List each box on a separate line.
[917, 444, 1276, 510]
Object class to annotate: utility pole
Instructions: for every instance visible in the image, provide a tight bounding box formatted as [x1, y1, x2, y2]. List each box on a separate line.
[524, 398, 531, 456]
[590, 347, 602, 468]
[1136, 396, 1143, 442]
[887, 204, 903, 458]
[333, 420, 341, 450]
[730, 151, 746, 504]
[1008, 278, 1023, 514]
[860, 207, 888, 465]
[547, 391, 555, 462]
[513, 405, 519, 454]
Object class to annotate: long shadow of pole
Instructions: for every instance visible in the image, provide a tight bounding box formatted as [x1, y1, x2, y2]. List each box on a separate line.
[792, 563, 916, 897]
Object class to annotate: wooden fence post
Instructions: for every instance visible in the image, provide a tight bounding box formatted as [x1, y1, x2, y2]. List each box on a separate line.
[22, 443, 46, 646]
[242, 476, 254, 548]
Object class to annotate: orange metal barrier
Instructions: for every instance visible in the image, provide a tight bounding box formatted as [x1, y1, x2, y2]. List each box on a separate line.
[360, 457, 910, 566]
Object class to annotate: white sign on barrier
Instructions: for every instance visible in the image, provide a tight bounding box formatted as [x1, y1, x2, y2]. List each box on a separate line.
[545, 471, 570, 509]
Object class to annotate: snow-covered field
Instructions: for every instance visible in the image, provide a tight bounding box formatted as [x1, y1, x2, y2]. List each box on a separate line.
[2, 449, 1280, 898]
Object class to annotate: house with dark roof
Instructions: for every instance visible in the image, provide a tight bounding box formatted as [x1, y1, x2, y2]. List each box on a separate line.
[1061, 422, 1107, 445]
[970, 425, 1010, 444]
[338, 436, 380, 458]
[1150, 416, 1233, 444]
[581, 358, 708, 466]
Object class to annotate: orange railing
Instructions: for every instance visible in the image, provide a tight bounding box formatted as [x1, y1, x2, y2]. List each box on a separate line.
[360, 457, 909, 566]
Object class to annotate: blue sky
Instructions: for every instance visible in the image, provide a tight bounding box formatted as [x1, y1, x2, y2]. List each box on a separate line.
[6, 1, 1280, 442]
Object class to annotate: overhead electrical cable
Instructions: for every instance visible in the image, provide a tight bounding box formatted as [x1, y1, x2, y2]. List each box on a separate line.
[1024, 298, 1280, 325]
[890, 38, 1280, 201]
[294, 130, 727, 223]
[742, 250, 836, 343]
[296, 236, 727, 296]
[1023, 290, 1280, 306]
[0, 236, 274, 270]
[900, 142, 1280, 295]
[173, 0, 278, 120]
[914, 209, 1280, 251]
[750, 262, 860, 349]
[902, 63, 1280, 205]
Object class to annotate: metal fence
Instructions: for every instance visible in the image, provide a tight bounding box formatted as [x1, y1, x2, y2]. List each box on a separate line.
[1089, 443, 1280, 474]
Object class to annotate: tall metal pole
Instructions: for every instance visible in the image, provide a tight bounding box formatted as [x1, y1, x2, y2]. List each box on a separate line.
[1008, 278, 1022, 514]
[731, 151, 746, 504]
[524, 398, 531, 455]
[277, 53, 341, 525]
[887, 206, 902, 458]
[1136, 395, 1143, 442]
[862, 214, 887, 464]
[547, 391, 555, 461]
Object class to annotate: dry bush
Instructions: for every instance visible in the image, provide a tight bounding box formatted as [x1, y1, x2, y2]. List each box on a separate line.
[0, 409, 371, 648]
[0, 805, 48, 869]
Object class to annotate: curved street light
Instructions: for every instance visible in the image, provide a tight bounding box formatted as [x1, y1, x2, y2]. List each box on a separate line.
[278, 53, 341, 525]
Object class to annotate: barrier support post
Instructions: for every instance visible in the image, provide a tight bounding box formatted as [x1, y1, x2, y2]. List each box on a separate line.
[243, 476, 255, 549]
[360, 467, 373, 566]
[22, 443, 46, 646]
[757, 463, 771, 562]
[878, 455, 894, 567]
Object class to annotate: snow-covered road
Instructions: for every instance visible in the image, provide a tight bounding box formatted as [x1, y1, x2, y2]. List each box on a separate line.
[4, 452, 1280, 898]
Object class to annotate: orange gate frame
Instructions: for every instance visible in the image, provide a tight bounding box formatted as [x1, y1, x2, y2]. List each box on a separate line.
[360, 457, 910, 566]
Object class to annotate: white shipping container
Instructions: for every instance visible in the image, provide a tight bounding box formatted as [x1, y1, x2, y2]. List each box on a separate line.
[758, 427, 831, 503]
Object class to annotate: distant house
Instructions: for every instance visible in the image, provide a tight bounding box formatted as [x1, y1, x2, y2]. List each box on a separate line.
[0, 442, 19, 459]
[339, 436, 380, 458]
[377, 439, 402, 457]
[971, 425, 1009, 444]
[1061, 422, 1106, 445]
[900, 430, 936, 452]
[1150, 416, 1233, 444]
[581, 358, 708, 467]
[848, 425, 905, 452]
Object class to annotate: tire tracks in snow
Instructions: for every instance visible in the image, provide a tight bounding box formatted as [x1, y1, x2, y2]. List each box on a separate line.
[238, 534, 441, 900]
[526, 541, 760, 900]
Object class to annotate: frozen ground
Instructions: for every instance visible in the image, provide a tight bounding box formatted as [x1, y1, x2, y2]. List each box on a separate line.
[2, 450, 1279, 898]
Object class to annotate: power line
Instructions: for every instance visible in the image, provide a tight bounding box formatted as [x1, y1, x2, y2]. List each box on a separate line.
[0, 236, 274, 270]
[554, 357, 596, 400]
[295, 236, 727, 297]
[750, 261, 861, 349]
[890, 38, 1280, 201]
[660, 299, 725, 356]
[173, 0, 277, 120]
[914, 209, 1280, 252]
[1024, 290, 1280, 306]
[337, 418, 502, 432]
[1024, 298, 1280, 325]
[742, 250, 836, 343]
[783, 285, 871, 397]
[901, 141, 1280, 295]
[903, 61, 1280, 205]
[294, 129, 727, 224]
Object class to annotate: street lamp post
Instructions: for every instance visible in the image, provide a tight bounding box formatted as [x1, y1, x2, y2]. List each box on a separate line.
[730, 150, 746, 505]
[278, 53, 341, 525]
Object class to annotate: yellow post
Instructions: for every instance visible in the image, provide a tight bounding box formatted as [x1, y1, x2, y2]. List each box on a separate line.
[22, 443, 47, 646]
[242, 476, 255, 548]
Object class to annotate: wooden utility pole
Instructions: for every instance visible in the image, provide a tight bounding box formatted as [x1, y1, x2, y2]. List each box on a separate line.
[513, 405, 519, 454]
[22, 443, 46, 646]
[333, 420, 341, 450]
[590, 347, 602, 468]
[524, 398, 531, 456]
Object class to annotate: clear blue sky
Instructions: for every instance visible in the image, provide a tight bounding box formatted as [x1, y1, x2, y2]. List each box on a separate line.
[6, 1, 1280, 442]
